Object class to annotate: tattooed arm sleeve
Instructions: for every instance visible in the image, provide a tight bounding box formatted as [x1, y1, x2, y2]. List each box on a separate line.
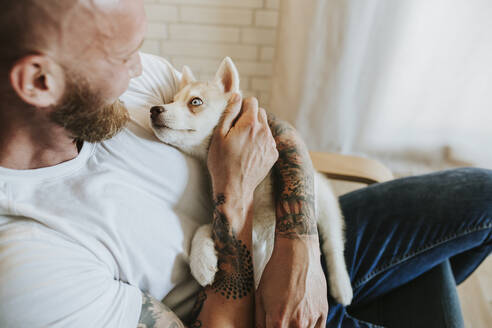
[186, 193, 255, 328]
[138, 194, 255, 328]
[267, 113, 318, 240]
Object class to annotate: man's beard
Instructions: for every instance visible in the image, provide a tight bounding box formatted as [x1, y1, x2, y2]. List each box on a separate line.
[49, 73, 130, 143]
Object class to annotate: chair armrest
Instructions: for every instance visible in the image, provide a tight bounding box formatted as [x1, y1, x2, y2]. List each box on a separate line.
[310, 151, 394, 185]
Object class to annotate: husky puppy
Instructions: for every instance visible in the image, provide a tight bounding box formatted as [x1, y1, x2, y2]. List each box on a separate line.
[149, 57, 353, 305]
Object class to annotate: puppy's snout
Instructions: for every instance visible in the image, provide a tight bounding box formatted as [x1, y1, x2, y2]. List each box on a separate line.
[150, 105, 166, 120]
[151, 105, 166, 115]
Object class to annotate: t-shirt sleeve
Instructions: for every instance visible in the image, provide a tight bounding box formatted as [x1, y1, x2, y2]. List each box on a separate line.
[120, 52, 183, 132]
[0, 226, 142, 328]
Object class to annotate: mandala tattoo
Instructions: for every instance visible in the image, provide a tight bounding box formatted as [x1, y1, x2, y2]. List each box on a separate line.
[268, 113, 318, 239]
[184, 195, 254, 325]
[211, 194, 254, 300]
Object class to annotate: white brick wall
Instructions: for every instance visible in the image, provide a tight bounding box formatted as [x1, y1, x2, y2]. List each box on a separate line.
[142, 0, 279, 107]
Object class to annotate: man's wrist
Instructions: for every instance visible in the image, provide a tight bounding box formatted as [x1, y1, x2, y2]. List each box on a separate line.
[213, 183, 254, 205]
[274, 233, 321, 258]
[213, 191, 254, 232]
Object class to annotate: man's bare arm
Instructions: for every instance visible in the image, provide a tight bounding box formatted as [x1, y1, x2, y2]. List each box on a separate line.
[137, 194, 255, 328]
[267, 113, 317, 240]
[186, 193, 255, 328]
[254, 112, 328, 328]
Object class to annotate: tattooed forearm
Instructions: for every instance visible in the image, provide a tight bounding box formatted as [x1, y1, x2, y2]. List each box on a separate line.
[211, 193, 254, 299]
[268, 113, 318, 239]
[184, 194, 255, 327]
[138, 292, 184, 328]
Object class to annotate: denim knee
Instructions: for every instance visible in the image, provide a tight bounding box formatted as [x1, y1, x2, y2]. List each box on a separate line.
[450, 167, 492, 221]
[451, 167, 492, 193]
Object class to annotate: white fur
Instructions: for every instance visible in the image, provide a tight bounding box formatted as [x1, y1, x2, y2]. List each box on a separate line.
[151, 57, 353, 305]
[189, 224, 218, 285]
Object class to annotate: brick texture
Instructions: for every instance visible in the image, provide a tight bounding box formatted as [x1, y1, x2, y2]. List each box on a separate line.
[142, 0, 279, 107]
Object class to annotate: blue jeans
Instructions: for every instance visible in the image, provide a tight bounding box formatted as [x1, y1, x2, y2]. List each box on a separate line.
[324, 168, 492, 327]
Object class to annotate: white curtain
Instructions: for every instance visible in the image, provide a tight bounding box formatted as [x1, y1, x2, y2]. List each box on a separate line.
[270, 0, 492, 171]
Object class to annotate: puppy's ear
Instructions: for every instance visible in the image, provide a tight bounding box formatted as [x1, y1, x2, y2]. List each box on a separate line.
[179, 65, 196, 91]
[215, 57, 240, 93]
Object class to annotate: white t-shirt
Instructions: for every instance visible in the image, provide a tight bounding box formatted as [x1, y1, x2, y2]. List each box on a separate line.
[0, 53, 213, 327]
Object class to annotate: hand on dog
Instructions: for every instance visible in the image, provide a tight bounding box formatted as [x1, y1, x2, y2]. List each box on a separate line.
[207, 94, 278, 220]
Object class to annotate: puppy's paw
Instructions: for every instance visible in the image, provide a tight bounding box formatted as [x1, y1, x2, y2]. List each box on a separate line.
[189, 224, 218, 286]
[329, 268, 353, 306]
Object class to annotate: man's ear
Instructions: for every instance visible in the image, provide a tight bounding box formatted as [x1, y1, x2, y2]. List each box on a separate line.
[9, 55, 65, 108]
[215, 57, 240, 93]
[179, 65, 196, 91]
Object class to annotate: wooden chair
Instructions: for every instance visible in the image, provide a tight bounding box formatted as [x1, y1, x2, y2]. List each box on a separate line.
[310, 151, 394, 194]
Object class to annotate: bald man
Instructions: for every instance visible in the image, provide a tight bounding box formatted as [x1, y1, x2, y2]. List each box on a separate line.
[1, 1, 491, 328]
[0, 1, 328, 327]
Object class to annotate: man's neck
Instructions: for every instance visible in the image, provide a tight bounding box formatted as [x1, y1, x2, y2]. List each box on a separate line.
[0, 114, 79, 170]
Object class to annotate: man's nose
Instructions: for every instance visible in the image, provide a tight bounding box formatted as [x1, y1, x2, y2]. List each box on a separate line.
[150, 105, 166, 116]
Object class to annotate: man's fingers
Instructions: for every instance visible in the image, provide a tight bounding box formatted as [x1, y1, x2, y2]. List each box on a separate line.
[258, 107, 278, 161]
[258, 108, 275, 143]
[219, 93, 242, 135]
[258, 107, 269, 128]
[237, 97, 259, 128]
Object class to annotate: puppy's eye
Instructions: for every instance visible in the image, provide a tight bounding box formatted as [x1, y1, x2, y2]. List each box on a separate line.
[189, 97, 203, 107]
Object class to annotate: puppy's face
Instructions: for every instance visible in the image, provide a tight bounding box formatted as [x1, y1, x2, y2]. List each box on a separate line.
[150, 57, 240, 158]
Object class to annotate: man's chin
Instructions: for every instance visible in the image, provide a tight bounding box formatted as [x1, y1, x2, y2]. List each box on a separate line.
[50, 99, 130, 143]
[49, 70, 131, 143]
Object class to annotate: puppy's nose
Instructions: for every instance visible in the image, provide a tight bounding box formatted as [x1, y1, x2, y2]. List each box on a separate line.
[150, 105, 165, 115]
